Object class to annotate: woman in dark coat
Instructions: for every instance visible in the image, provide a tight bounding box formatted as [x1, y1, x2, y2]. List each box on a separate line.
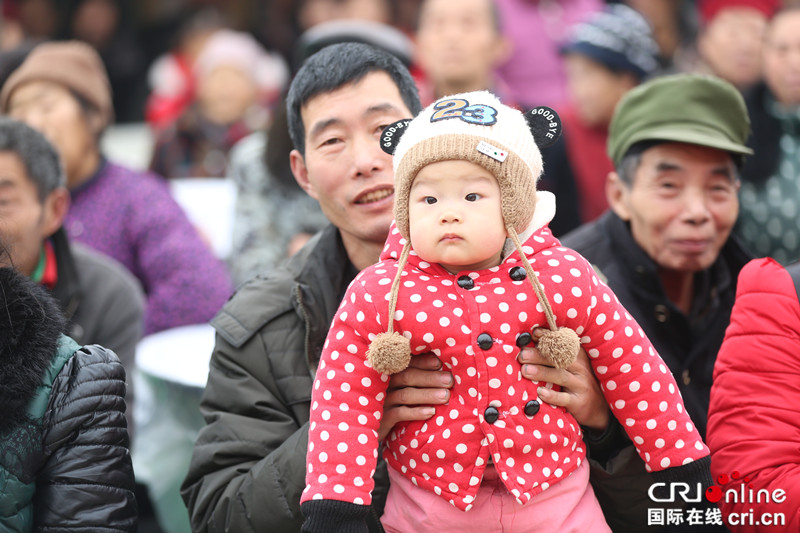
[0, 242, 137, 531]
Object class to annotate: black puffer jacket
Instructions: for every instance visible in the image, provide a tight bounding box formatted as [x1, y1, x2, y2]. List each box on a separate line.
[0, 267, 137, 531]
[182, 224, 388, 532]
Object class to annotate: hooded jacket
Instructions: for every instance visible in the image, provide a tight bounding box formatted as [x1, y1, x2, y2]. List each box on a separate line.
[301, 205, 710, 532]
[707, 258, 800, 532]
[0, 267, 136, 532]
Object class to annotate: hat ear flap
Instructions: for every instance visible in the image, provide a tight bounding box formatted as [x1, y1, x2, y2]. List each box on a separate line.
[524, 106, 562, 149]
[380, 118, 412, 155]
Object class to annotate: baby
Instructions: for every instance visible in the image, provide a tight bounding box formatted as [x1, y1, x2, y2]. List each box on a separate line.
[300, 91, 710, 532]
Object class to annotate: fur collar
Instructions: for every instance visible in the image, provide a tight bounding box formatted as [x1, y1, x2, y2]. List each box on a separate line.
[0, 267, 65, 433]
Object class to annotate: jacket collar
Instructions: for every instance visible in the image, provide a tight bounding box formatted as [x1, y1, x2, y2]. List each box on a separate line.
[48, 228, 81, 321]
[290, 224, 358, 369]
[600, 210, 751, 318]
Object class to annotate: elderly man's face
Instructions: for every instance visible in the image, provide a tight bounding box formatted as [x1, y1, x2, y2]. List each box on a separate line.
[0, 151, 65, 275]
[608, 143, 739, 273]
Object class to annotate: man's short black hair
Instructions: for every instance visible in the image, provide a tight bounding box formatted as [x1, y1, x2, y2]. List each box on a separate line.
[286, 42, 422, 156]
[0, 117, 64, 202]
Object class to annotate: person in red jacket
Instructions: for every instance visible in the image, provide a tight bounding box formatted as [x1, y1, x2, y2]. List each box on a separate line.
[707, 257, 800, 531]
[300, 90, 711, 533]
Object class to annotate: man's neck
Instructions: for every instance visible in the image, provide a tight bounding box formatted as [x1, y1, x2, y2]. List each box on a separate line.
[658, 268, 694, 315]
[341, 232, 383, 271]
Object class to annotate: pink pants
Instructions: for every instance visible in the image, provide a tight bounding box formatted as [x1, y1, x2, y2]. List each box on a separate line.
[381, 461, 611, 533]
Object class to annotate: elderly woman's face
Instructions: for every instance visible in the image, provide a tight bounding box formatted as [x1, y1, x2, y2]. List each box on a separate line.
[6, 81, 100, 187]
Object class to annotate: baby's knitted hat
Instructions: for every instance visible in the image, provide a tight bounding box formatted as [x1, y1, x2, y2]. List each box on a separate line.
[368, 91, 579, 375]
[389, 90, 553, 240]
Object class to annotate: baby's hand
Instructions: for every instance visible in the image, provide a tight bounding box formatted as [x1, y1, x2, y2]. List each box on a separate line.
[518, 328, 610, 432]
[379, 353, 453, 441]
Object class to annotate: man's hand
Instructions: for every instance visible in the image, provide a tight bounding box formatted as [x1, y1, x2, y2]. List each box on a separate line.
[379, 353, 453, 441]
[518, 328, 610, 432]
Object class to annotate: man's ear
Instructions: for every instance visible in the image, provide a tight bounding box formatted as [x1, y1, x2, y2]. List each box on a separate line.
[606, 171, 632, 222]
[290, 149, 319, 200]
[40, 187, 70, 239]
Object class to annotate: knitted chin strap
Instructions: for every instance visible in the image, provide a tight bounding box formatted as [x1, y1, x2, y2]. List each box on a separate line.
[366, 241, 413, 374]
[366, 229, 580, 375]
[506, 225, 580, 369]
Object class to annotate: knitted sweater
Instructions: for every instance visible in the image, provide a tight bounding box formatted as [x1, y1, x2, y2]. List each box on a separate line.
[301, 219, 709, 528]
[64, 160, 232, 334]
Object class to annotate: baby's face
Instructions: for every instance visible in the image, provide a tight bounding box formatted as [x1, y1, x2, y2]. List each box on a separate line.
[408, 160, 506, 273]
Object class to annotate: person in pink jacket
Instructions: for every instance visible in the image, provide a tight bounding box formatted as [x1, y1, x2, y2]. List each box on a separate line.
[301, 91, 711, 533]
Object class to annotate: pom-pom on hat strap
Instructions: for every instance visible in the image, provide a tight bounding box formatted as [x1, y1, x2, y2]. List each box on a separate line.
[365, 240, 414, 375]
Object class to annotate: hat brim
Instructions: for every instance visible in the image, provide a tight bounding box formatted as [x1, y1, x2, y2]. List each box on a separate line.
[623, 123, 753, 159]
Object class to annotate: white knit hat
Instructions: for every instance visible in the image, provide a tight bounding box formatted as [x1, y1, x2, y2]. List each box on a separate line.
[368, 91, 580, 375]
[390, 90, 549, 240]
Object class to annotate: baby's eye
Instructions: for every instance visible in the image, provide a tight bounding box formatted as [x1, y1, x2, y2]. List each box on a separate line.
[465, 193, 479, 201]
[425, 196, 437, 204]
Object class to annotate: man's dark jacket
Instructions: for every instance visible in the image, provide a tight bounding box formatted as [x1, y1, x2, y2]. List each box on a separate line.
[563, 211, 750, 532]
[563, 211, 751, 438]
[181, 224, 388, 532]
[740, 82, 780, 187]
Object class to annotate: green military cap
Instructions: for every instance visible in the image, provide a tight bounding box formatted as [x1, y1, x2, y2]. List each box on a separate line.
[607, 73, 753, 166]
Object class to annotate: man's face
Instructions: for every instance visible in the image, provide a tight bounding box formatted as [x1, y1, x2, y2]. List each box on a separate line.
[6, 81, 99, 187]
[0, 151, 62, 275]
[415, 0, 505, 89]
[408, 160, 505, 273]
[290, 71, 412, 252]
[609, 143, 739, 273]
[764, 9, 800, 106]
[564, 54, 637, 128]
[699, 8, 768, 90]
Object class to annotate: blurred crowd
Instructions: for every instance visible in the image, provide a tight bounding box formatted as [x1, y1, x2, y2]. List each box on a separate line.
[6, 0, 800, 279]
[3, 0, 800, 531]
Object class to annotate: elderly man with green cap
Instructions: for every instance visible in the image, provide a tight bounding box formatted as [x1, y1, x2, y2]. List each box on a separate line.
[561, 73, 753, 531]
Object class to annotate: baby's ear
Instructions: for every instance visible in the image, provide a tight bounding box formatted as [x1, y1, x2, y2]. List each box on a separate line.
[380, 119, 412, 155]
[524, 106, 562, 149]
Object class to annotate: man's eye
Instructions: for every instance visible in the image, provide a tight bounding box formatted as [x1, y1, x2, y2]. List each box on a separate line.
[425, 196, 437, 205]
[465, 193, 479, 201]
[321, 137, 341, 147]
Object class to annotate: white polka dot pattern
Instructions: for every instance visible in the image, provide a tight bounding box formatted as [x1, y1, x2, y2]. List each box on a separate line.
[301, 224, 708, 511]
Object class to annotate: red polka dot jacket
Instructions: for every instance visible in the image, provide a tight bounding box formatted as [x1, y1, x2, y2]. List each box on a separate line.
[301, 222, 709, 517]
